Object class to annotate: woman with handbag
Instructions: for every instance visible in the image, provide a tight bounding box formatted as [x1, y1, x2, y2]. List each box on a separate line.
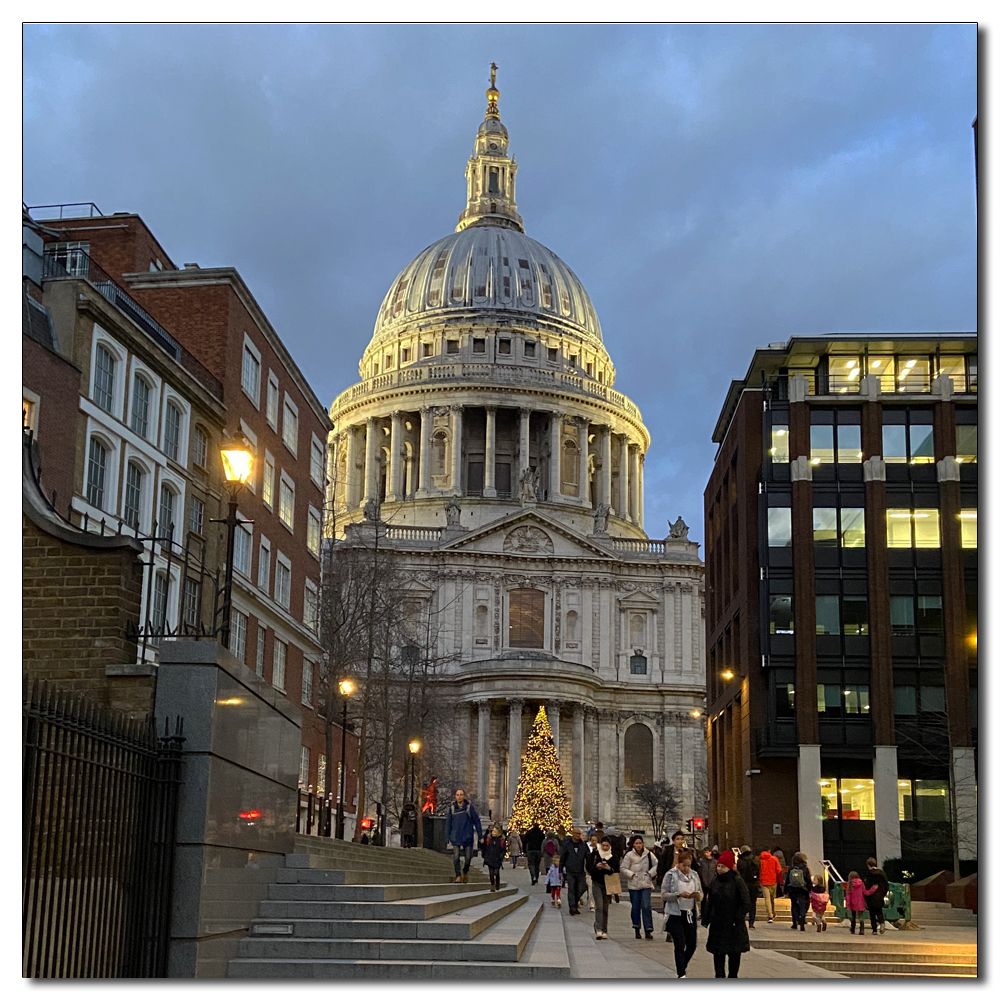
[620, 835, 657, 939]
[585, 835, 620, 940]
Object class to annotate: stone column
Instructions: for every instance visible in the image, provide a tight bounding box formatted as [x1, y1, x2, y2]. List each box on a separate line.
[484, 406, 497, 498]
[450, 405, 463, 494]
[597, 710, 617, 823]
[578, 418, 590, 506]
[457, 701, 473, 792]
[619, 436, 630, 518]
[417, 407, 432, 496]
[796, 745, 824, 873]
[362, 416, 379, 503]
[874, 745, 901, 866]
[600, 426, 613, 513]
[387, 411, 403, 501]
[637, 452, 645, 528]
[548, 701, 561, 749]
[344, 425, 358, 507]
[572, 704, 585, 824]
[628, 443, 639, 523]
[507, 698, 523, 819]
[953, 746, 978, 862]
[518, 408, 532, 491]
[549, 411, 562, 500]
[476, 699, 492, 814]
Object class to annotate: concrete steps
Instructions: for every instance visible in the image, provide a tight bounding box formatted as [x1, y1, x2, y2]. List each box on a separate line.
[753, 937, 978, 978]
[910, 900, 978, 926]
[227, 837, 569, 978]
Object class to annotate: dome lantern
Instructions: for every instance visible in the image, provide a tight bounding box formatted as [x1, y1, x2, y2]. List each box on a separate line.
[456, 63, 524, 234]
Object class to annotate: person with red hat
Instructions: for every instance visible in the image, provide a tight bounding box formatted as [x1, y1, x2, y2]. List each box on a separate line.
[700, 849, 751, 978]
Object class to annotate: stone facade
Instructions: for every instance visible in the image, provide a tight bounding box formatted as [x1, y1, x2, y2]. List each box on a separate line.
[328, 74, 707, 831]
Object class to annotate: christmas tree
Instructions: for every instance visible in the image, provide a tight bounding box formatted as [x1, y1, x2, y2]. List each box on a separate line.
[508, 706, 574, 834]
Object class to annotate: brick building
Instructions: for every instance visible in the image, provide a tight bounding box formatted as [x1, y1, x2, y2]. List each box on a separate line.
[33, 209, 348, 808]
[704, 336, 977, 876]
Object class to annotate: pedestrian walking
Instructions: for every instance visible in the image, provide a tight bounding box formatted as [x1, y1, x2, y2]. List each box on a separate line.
[662, 849, 704, 978]
[701, 849, 750, 978]
[758, 848, 782, 921]
[844, 871, 868, 934]
[863, 857, 890, 934]
[736, 845, 761, 929]
[523, 822, 544, 884]
[542, 830, 559, 874]
[656, 830, 688, 886]
[784, 852, 812, 931]
[773, 846, 786, 896]
[809, 875, 830, 932]
[585, 832, 600, 911]
[694, 846, 718, 893]
[586, 835, 620, 939]
[481, 825, 506, 891]
[444, 788, 483, 883]
[621, 834, 657, 939]
[545, 855, 564, 908]
[560, 829, 590, 915]
[507, 828, 522, 870]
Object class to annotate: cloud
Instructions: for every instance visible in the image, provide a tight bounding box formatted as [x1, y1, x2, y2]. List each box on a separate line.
[23, 23, 977, 540]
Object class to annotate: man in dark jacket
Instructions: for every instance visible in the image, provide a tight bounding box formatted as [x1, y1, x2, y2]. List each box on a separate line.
[523, 823, 545, 884]
[560, 829, 590, 915]
[656, 830, 688, 886]
[694, 847, 717, 892]
[736, 846, 760, 929]
[863, 857, 890, 934]
[783, 852, 812, 930]
[444, 789, 482, 883]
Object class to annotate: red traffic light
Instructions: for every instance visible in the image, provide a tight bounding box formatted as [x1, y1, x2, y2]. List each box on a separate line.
[239, 810, 261, 820]
[360, 817, 375, 830]
[692, 817, 705, 831]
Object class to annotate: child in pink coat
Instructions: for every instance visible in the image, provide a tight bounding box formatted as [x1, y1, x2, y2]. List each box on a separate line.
[843, 871, 868, 934]
[809, 875, 830, 932]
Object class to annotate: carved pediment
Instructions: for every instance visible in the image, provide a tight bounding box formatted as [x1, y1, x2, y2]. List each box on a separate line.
[504, 526, 554, 554]
[618, 588, 661, 610]
[441, 509, 617, 560]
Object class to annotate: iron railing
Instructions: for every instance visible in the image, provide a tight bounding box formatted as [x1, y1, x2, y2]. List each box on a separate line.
[22, 682, 184, 978]
[295, 789, 336, 838]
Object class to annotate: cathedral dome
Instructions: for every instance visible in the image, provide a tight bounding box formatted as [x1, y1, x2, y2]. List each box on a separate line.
[371, 226, 604, 344]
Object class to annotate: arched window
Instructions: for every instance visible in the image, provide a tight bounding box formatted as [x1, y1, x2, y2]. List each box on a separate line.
[336, 448, 348, 504]
[158, 483, 177, 541]
[163, 401, 182, 461]
[93, 345, 116, 412]
[562, 439, 579, 495]
[624, 723, 653, 787]
[565, 610, 579, 641]
[86, 437, 108, 509]
[150, 571, 170, 646]
[629, 613, 647, 648]
[508, 588, 545, 649]
[475, 605, 489, 637]
[432, 430, 448, 476]
[131, 376, 150, 438]
[123, 461, 144, 529]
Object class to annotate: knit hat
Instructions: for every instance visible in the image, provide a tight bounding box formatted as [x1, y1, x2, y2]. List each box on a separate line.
[718, 849, 736, 869]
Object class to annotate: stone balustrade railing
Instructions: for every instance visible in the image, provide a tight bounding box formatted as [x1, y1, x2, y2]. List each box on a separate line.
[330, 363, 643, 423]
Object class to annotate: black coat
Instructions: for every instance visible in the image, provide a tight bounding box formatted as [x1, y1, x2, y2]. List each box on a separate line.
[522, 826, 545, 852]
[864, 867, 889, 904]
[737, 853, 760, 890]
[701, 869, 751, 955]
[783, 862, 812, 896]
[481, 835, 506, 869]
[561, 838, 590, 874]
[585, 850, 620, 879]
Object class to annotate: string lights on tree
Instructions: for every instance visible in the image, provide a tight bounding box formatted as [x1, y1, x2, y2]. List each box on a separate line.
[508, 706, 573, 834]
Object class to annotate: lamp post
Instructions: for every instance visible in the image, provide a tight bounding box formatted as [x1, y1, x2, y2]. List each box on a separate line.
[214, 435, 254, 649]
[408, 739, 421, 805]
[336, 678, 355, 839]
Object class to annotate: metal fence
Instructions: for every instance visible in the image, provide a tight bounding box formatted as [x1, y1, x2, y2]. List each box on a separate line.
[22, 682, 184, 978]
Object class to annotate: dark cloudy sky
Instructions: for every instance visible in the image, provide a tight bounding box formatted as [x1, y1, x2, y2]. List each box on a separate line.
[23, 23, 978, 541]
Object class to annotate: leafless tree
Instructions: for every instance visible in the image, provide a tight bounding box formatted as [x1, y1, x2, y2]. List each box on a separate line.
[631, 780, 681, 841]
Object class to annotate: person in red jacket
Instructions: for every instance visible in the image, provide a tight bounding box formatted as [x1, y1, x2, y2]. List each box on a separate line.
[757, 849, 783, 922]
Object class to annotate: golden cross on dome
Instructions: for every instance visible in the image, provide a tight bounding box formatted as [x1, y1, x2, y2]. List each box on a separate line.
[490, 62, 497, 88]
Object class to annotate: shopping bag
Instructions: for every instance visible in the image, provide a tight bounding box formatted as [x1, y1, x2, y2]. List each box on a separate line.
[604, 872, 622, 896]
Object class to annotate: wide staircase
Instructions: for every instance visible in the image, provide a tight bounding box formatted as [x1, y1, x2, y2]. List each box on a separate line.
[226, 836, 570, 978]
[752, 937, 978, 978]
[909, 899, 978, 927]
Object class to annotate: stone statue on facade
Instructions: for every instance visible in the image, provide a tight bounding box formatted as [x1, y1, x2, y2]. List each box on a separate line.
[362, 497, 380, 523]
[519, 466, 538, 503]
[445, 497, 462, 528]
[668, 515, 689, 540]
[593, 503, 611, 534]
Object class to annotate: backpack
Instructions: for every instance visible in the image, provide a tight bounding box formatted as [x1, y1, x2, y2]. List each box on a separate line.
[787, 866, 807, 891]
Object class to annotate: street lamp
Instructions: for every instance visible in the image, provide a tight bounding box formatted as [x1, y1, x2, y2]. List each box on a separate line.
[214, 434, 254, 649]
[336, 678, 356, 839]
[408, 739, 421, 804]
